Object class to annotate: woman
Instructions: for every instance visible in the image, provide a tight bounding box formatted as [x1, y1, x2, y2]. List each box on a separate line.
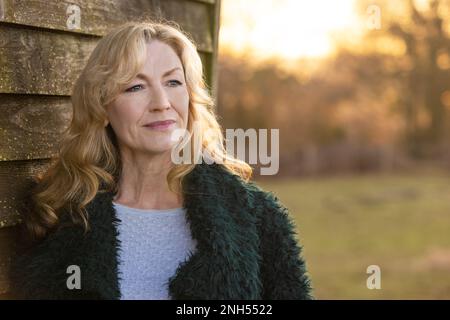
[10, 21, 313, 300]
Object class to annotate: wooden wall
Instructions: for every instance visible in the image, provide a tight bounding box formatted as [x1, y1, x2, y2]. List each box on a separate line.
[0, 0, 221, 298]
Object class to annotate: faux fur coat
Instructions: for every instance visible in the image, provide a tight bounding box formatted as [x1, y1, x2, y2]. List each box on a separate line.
[10, 163, 313, 300]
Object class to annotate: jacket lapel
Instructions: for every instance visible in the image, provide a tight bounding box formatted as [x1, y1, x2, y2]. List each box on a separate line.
[166, 163, 261, 299]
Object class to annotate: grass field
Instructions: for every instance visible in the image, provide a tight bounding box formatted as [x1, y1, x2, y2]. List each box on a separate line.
[257, 171, 450, 299]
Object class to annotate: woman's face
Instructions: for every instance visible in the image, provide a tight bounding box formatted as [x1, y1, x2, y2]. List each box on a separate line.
[105, 40, 189, 156]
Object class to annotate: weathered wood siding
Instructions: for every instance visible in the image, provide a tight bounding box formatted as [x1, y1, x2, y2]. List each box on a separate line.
[0, 0, 221, 298]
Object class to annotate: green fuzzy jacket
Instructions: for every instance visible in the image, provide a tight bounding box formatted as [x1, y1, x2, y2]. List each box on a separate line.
[10, 163, 313, 300]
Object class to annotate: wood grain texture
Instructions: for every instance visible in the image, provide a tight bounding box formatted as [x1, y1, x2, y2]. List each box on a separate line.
[0, 0, 213, 52]
[0, 226, 20, 296]
[0, 94, 72, 161]
[0, 159, 51, 229]
[0, 23, 98, 95]
[0, 160, 54, 297]
[0, 23, 213, 95]
[0, 0, 5, 21]
[193, 0, 216, 3]
[210, 0, 221, 105]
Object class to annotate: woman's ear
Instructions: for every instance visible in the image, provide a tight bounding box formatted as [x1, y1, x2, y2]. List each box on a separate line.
[104, 119, 109, 127]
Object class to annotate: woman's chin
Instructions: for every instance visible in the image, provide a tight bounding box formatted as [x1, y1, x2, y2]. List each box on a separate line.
[143, 142, 178, 155]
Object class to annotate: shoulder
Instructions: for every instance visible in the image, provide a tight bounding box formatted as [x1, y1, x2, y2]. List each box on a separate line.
[196, 163, 292, 219]
[190, 162, 268, 199]
[217, 165, 299, 234]
[205, 164, 304, 259]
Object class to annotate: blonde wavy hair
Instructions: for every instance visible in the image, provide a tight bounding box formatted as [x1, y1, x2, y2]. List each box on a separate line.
[27, 21, 252, 239]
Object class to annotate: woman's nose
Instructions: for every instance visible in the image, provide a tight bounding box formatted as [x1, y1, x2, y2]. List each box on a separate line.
[148, 85, 170, 111]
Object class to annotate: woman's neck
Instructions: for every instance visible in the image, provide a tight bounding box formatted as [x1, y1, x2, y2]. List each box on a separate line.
[113, 152, 182, 210]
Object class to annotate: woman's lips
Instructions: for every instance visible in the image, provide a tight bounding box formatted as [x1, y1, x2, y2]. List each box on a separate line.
[144, 120, 175, 131]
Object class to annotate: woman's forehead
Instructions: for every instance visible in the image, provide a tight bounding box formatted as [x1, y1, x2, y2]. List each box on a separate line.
[137, 42, 184, 76]
[136, 66, 183, 79]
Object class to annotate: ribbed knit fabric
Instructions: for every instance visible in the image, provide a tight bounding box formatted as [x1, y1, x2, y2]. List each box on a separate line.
[112, 201, 198, 300]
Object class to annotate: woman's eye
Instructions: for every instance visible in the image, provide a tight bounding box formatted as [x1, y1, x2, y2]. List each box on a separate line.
[125, 84, 144, 92]
[168, 80, 182, 87]
[125, 81, 181, 92]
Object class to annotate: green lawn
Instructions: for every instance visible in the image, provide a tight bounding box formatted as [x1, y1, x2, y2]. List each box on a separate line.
[257, 171, 450, 299]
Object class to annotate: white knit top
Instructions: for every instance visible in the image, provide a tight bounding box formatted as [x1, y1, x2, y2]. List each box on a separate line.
[112, 201, 198, 300]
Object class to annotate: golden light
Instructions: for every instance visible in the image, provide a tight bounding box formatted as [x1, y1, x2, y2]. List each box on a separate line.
[219, 0, 360, 60]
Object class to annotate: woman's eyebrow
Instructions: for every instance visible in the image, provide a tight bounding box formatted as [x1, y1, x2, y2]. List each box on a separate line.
[135, 67, 183, 81]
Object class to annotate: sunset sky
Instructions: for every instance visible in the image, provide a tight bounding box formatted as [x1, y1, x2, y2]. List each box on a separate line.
[219, 0, 362, 60]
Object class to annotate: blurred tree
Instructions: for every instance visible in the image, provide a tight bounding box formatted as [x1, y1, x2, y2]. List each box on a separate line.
[217, 0, 450, 175]
[359, 0, 450, 157]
